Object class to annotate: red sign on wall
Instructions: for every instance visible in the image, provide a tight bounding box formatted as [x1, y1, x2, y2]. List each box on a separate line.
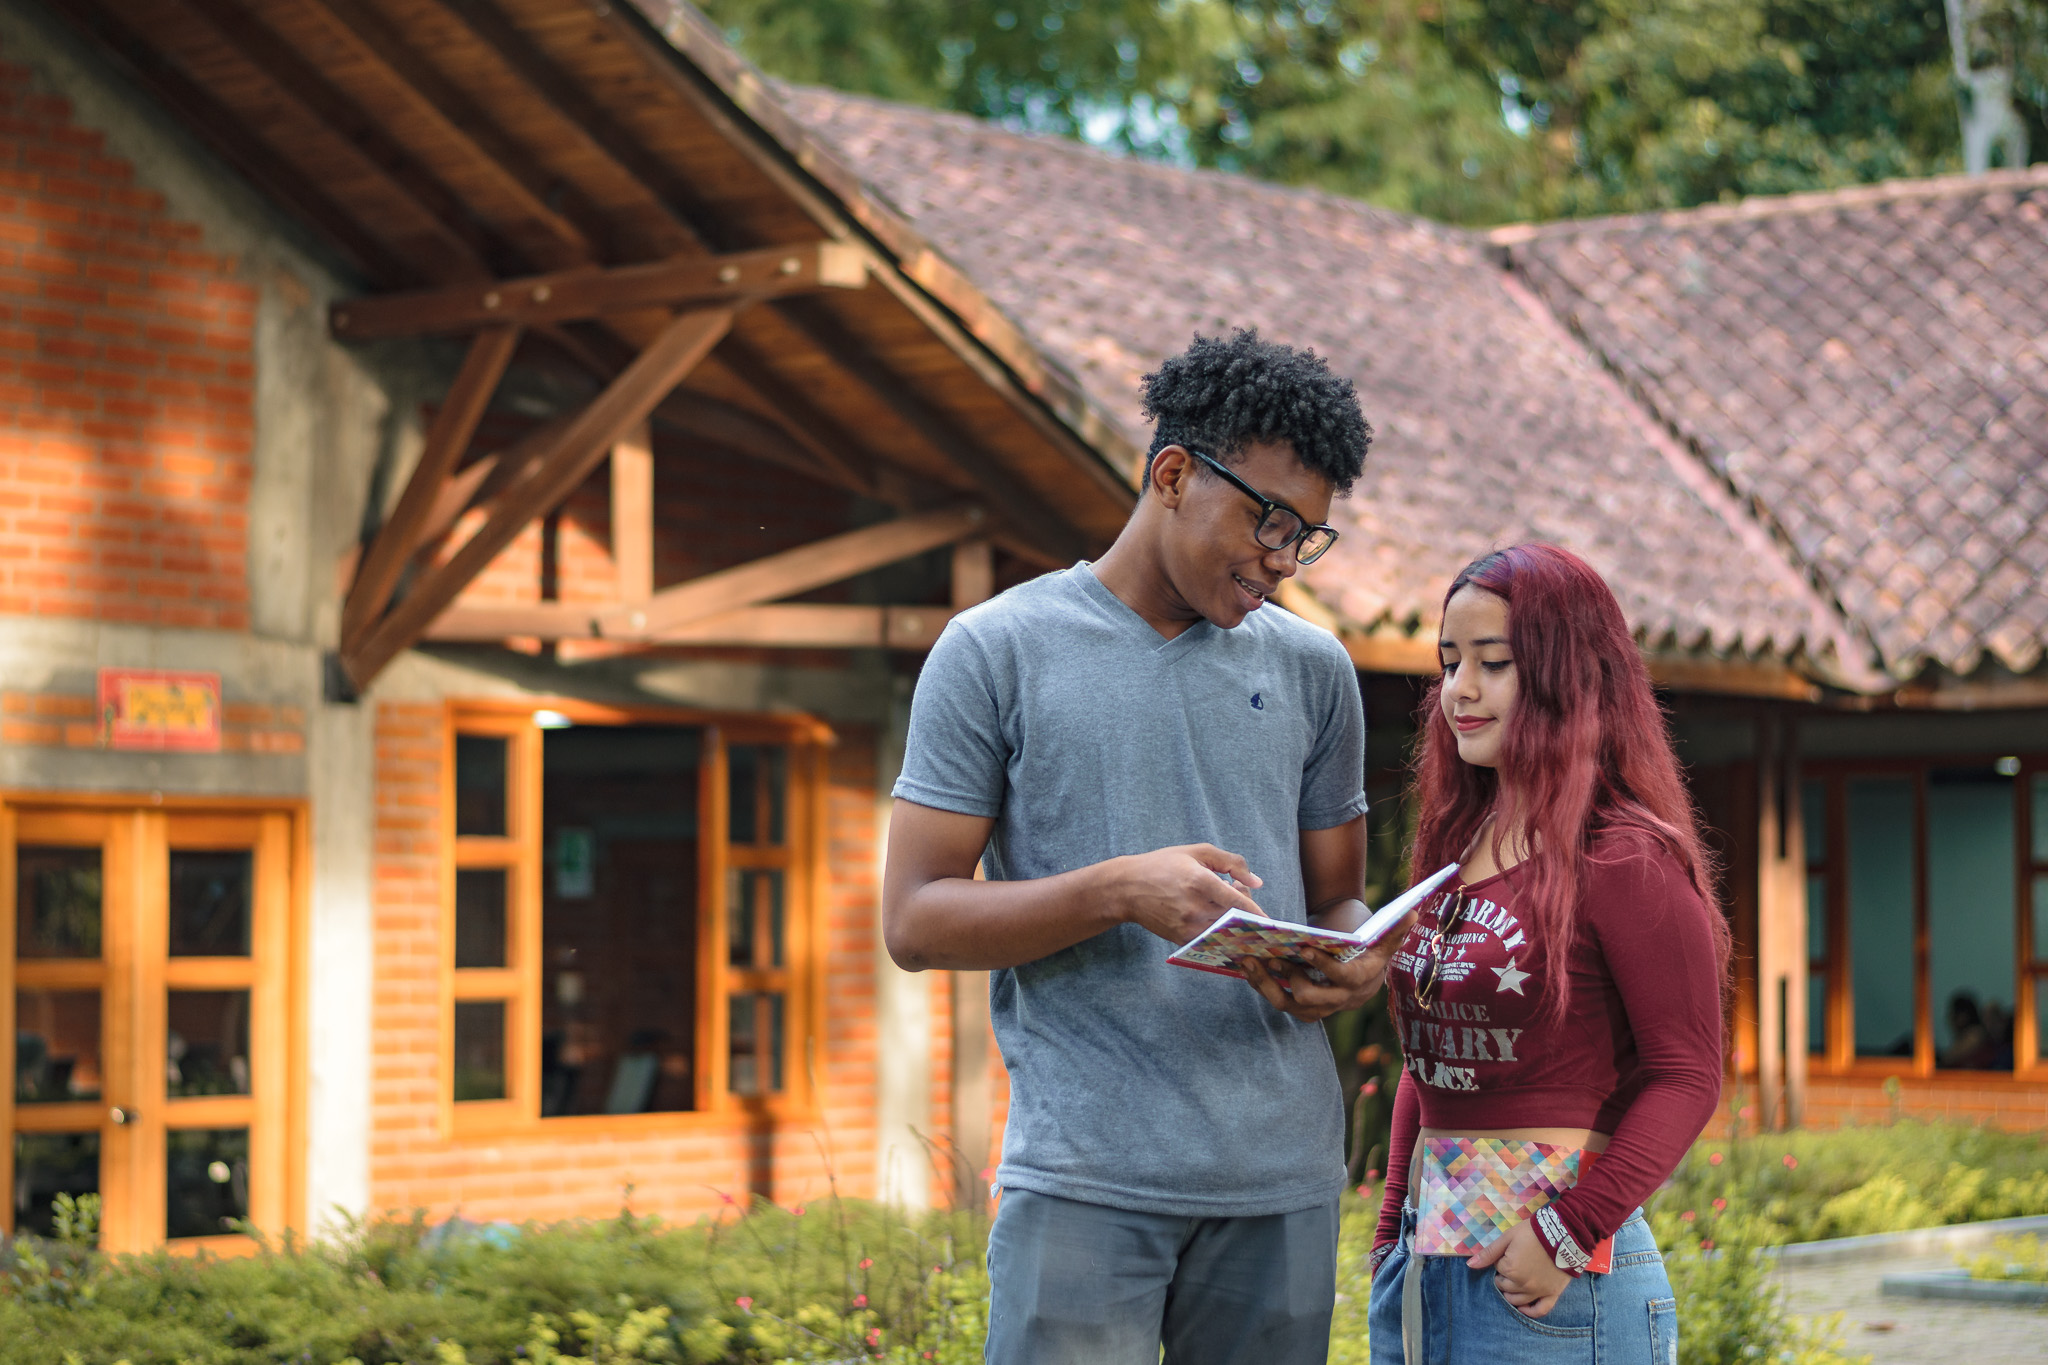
[96, 669, 222, 752]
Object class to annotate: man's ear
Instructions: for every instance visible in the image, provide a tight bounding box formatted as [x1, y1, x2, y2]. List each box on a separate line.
[1151, 444, 1194, 509]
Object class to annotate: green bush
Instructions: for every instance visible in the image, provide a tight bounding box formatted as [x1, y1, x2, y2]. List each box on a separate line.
[11, 1119, 2037, 1364]
[0, 1195, 989, 1365]
[1662, 1116, 2048, 1245]
[1965, 1234, 2048, 1283]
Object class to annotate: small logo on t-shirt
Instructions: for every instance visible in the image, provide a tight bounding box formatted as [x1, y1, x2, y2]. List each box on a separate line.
[1250, 693, 1264, 710]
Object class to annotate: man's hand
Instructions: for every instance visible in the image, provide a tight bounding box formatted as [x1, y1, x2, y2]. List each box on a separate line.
[1466, 1217, 1572, 1318]
[1105, 843, 1266, 946]
[1239, 907, 1416, 1022]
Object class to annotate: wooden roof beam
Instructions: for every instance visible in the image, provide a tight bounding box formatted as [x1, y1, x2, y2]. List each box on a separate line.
[417, 1, 1099, 556]
[341, 324, 520, 651]
[593, 503, 988, 639]
[330, 242, 867, 339]
[179, 0, 507, 279]
[426, 602, 955, 650]
[341, 306, 734, 688]
[772, 297, 1090, 564]
[428, 0, 735, 251]
[55, 0, 415, 286]
[303, 0, 609, 266]
[527, 325, 879, 496]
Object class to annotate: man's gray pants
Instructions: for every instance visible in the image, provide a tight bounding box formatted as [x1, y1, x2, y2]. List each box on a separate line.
[984, 1187, 1340, 1365]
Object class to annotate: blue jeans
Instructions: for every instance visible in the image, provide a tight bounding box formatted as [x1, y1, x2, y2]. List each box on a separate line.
[985, 1187, 1340, 1365]
[1367, 1205, 1678, 1365]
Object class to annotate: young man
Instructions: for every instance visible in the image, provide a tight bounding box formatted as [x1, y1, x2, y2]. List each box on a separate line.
[884, 329, 1403, 1365]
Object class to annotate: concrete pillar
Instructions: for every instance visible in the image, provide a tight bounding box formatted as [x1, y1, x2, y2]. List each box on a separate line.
[873, 673, 931, 1208]
[1754, 711, 1808, 1131]
[303, 698, 375, 1233]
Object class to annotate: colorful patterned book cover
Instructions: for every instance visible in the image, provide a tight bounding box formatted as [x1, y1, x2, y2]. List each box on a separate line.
[1167, 863, 1458, 979]
[1414, 1137, 1614, 1273]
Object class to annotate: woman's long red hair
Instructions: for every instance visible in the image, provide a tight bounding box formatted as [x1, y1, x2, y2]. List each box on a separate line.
[1408, 543, 1727, 1020]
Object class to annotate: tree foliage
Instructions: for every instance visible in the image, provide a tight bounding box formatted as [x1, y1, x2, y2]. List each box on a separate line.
[701, 0, 2044, 223]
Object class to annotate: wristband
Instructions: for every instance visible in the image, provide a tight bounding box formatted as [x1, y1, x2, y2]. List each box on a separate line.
[1533, 1205, 1591, 1278]
[1368, 1241, 1398, 1278]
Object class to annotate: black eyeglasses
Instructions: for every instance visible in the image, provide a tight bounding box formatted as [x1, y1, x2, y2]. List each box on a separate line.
[1414, 889, 1471, 1009]
[1186, 449, 1340, 565]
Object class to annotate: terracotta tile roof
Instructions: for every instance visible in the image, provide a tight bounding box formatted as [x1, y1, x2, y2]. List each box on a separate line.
[786, 87, 1850, 671]
[1495, 168, 2048, 679]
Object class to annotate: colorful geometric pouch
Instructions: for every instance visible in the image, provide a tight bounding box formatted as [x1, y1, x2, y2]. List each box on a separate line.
[1413, 1135, 1612, 1272]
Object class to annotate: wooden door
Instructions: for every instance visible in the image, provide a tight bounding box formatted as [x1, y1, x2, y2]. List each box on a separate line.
[3, 804, 293, 1252]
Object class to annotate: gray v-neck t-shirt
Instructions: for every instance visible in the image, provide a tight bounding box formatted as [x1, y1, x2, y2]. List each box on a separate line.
[894, 563, 1369, 1216]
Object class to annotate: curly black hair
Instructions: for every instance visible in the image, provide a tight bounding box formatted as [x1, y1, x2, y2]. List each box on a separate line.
[1139, 328, 1371, 495]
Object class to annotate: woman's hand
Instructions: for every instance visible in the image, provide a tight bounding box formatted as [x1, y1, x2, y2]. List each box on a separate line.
[1466, 1217, 1572, 1317]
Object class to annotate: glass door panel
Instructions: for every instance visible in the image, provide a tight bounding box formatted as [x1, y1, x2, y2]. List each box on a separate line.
[4, 806, 290, 1252]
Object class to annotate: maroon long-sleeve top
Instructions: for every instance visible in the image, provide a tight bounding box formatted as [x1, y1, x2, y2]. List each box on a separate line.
[1373, 834, 1725, 1259]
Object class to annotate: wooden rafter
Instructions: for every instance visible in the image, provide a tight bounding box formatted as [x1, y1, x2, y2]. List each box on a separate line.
[411, 1, 1104, 562]
[425, 505, 986, 644]
[329, 243, 867, 339]
[181, 0, 504, 278]
[341, 324, 521, 651]
[55, 0, 415, 286]
[302, 0, 606, 265]
[430, 0, 734, 249]
[534, 324, 882, 497]
[426, 602, 956, 650]
[596, 504, 988, 639]
[773, 298, 1088, 564]
[341, 307, 735, 688]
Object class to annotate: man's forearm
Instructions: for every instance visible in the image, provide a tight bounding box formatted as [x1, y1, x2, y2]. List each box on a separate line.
[885, 863, 1125, 971]
[1309, 896, 1370, 934]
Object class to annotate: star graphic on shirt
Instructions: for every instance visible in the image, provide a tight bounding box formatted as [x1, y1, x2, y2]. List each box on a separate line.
[1493, 957, 1530, 995]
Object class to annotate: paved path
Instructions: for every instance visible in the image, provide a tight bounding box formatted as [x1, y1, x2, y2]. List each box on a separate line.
[1777, 1251, 2048, 1363]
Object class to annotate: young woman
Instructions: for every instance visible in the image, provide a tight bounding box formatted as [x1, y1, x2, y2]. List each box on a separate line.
[1368, 543, 1727, 1364]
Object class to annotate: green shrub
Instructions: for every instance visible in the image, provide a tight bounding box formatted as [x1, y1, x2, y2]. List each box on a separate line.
[1964, 1234, 2048, 1283]
[0, 1195, 988, 1365]
[10, 1118, 2038, 1364]
[1662, 1117, 2048, 1246]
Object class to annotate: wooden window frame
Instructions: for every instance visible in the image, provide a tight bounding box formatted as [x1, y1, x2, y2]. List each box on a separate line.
[442, 699, 830, 1139]
[1, 792, 308, 1253]
[2020, 761, 2046, 1078]
[1802, 753, 2045, 1082]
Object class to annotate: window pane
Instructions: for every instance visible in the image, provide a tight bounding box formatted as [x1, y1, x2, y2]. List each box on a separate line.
[1806, 874, 1828, 961]
[1809, 969, 1827, 1056]
[728, 745, 786, 846]
[541, 725, 701, 1117]
[13, 1132, 98, 1239]
[1801, 779, 1827, 866]
[165, 1128, 248, 1239]
[167, 990, 251, 1096]
[454, 868, 508, 969]
[169, 850, 252, 957]
[455, 734, 509, 837]
[2035, 775, 2048, 863]
[1848, 778, 1917, 1057]
[15, 989, 101, 1102]
[729, 992, 784, 1096]
[728, 869, 785, 969]
[453, 1000, 507, 1102]
[1930, 767, 2016, 1071]
[2035, 873, 2048, 969]
[16, 845, 102, 959]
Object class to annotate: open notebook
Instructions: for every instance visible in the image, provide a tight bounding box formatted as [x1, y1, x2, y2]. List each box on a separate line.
[1167, 862, 1460, 979]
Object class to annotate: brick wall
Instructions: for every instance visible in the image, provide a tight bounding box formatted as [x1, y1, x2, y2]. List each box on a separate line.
[368, 702, 893, 1222]
[1803, 1073, 2048, 1132]
[0, 686, 303, 752]
[0, 59, 253, 628]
